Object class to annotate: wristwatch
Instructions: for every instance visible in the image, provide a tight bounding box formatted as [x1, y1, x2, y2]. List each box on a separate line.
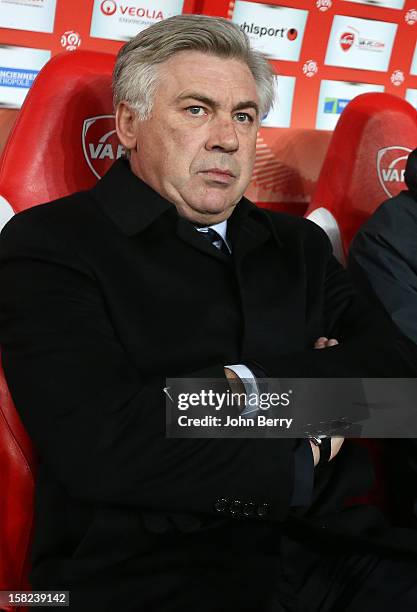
[309, 436, 332, 467]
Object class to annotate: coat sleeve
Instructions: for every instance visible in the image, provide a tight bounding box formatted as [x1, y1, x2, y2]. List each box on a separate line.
[0, 210, 295, 522]
[348, 198, 417, 347]
[259, 224, 417, 378]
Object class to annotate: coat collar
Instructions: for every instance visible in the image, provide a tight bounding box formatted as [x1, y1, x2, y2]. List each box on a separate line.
[91, 158, 172, 236]
[90, 158, 283, 255]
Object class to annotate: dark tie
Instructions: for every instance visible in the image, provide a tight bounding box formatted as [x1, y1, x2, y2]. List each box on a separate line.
[202, 228, 231, 257]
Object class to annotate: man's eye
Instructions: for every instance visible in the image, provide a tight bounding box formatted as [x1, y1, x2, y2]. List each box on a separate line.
[186, 106, 205, 116]
[234, 112, 253, 123]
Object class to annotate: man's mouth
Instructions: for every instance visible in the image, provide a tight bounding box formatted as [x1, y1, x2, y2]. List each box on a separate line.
[199, 168, 236, 184]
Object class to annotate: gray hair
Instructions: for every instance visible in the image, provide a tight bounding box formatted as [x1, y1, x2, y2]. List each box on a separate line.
[112, 14, 275, 120]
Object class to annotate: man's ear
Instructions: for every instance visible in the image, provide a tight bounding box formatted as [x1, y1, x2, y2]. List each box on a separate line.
[115, 102, 138, 151]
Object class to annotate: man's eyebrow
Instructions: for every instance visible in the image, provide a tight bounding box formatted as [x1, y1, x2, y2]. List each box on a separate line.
[177, 92, 218, 107]
[176, 93, 259, 116]
[232, 100, 259, 116]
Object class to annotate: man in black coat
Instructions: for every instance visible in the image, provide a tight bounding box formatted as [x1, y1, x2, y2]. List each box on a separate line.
[1, 14, 417, 612]
[349, 148, 417, 530]
[349, 148, 417, 345]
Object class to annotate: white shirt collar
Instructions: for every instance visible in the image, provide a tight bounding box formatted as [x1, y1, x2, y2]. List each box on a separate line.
[195, 219, 227, 241]
[195, 219, 231, 252]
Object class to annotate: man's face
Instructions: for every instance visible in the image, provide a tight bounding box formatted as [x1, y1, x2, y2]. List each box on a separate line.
[116, 51, 261, 225]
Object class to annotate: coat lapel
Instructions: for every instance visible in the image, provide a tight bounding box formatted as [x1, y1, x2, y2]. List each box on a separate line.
[228, 198, 283, 263]
[90, 158, 173, 237]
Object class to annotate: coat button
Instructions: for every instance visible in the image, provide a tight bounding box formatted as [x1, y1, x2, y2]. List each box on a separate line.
[214, 498, 228, 513]
[256, 503, 270, 518]
[243, 502, 256, 517]
[229, 500, 242, 516]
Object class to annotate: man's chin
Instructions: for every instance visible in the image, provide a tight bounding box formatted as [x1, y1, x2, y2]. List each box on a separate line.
[178, 199, 236, 224]
[195, 200, 231, 214]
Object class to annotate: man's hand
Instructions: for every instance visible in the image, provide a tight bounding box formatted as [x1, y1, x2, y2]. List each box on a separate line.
[224, 367, 245, 392]
[224, 367, 246, 408]
[314, 336, 339, 349]
[310, 336, 344, 467]
[309, 437, 344, 467]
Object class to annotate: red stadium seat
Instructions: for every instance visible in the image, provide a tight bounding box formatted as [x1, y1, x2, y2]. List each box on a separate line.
[0, 50, 117, 610]
[0, 50, 117, 215]
[0, 360, 38, 612]
[306, 92, 417, 263]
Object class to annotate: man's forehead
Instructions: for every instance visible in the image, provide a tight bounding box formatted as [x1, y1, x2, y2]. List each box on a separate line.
[160, 50, 259, 100]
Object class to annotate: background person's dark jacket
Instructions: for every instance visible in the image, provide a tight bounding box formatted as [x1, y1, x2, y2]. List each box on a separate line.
[349, 189, 417, 530]
[349, 189, 417, 346]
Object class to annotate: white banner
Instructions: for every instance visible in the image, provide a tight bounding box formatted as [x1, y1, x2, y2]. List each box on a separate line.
[341, 0, 405, 8]
[316, 79, 384, 130]
[0, 45, 51, 109]
[0, 0, 57, 34]
[90, 0, 184, 42]
[261, 75, 296, 128]
[232, 1, 308, 61]
[406, 89, 417, 111]
[325, 15, 397, 72]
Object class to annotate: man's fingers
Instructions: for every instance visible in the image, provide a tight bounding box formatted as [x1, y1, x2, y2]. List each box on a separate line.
[330, 437, 345, 461]
[314, 336, 328, 349]
[310, 437, 345, 466]
[314, 336, 339, 349]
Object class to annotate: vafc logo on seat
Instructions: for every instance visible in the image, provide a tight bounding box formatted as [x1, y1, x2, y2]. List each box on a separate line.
[376, 146, 411, 198]
[82, 116, 125, 180]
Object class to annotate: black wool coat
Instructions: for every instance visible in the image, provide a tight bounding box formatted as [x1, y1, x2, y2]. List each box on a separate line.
[0, 159, 416, 611]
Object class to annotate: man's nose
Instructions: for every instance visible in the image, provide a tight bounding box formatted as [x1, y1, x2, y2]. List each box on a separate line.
[205, 116, 239, 153]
